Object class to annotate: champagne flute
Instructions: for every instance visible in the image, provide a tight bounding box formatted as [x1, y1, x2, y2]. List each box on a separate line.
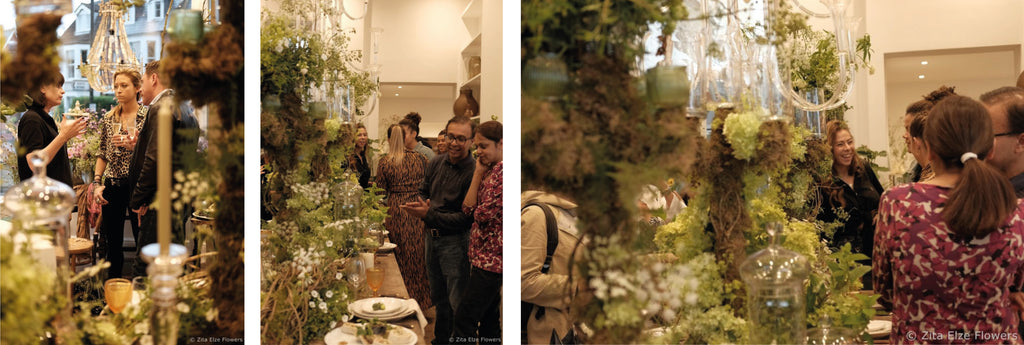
[104, 278, 132, 314]
[127, 120, 138, 142]
[111, 122, 123, 147]
[366, 266, 385, 297]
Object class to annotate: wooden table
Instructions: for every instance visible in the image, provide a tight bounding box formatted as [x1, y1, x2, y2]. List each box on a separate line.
[314, 253, 425, 345]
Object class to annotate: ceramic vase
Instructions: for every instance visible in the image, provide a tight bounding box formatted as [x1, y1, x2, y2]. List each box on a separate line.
[453, 89, 479, 117]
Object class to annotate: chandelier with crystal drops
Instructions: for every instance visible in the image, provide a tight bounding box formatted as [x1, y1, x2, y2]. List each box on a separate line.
[80, 1, 141, 93]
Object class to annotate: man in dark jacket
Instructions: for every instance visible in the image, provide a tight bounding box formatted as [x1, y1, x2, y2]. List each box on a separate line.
[129, 60, 199, 271]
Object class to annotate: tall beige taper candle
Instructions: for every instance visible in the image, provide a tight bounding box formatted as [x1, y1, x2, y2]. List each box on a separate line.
[158, 105, 172, 256]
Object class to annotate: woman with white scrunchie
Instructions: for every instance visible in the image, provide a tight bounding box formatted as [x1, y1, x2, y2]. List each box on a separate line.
[873, 95, 1024, 343]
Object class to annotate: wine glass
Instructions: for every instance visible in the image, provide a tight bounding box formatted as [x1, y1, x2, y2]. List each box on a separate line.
[348, 257, 365, 294]
[366, 266, 385, 297]
[104, 278, 132, 314]
[131, 276, 147, 304]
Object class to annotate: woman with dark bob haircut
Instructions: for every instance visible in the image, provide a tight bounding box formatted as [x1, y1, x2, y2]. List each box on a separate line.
[17, 72, 86, 185]
[874, 95, 1024, 341]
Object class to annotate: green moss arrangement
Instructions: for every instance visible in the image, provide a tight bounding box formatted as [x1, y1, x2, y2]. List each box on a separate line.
[0, 12, 63, 103]
[159, 0, 245, 338]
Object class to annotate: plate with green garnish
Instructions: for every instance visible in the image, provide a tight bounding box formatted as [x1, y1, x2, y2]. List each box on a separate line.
[348, 297, 412, 320]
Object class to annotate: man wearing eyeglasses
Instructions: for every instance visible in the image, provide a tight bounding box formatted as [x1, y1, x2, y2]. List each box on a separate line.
[981, 84, 1024, 345]
[400, 115, 476, 345]
[981, 86, 1024, 197]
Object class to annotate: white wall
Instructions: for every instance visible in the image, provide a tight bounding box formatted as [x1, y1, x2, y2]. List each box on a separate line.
[860, 0, 1024, 171]
[370, 0, 469, 84]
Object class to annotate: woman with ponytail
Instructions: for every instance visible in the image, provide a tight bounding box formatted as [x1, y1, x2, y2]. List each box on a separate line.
[874, 95, 1024, 342]
[374, 124, 432, 309]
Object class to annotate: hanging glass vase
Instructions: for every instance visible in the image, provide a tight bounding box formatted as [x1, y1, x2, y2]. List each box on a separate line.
[2, 150, 76, 336]
[522, 53, 569, 101]
[740, 222, 810, 345]
[794, 88, 825, 137]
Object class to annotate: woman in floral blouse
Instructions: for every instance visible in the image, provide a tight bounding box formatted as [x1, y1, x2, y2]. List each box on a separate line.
[92, 69, 147, 279]
[453, 120, 503, 344]
[874, 95, 1024, 344]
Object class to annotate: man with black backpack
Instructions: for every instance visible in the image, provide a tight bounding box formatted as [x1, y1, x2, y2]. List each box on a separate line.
[521, 191, 582, 344]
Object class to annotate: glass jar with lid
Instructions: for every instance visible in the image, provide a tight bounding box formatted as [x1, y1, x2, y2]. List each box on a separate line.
[2, 150, 76, 333]
[740, 222, 811, 344]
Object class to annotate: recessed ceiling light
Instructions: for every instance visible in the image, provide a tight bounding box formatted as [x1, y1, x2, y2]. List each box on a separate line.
[395, 93, 399, 96]
[918, 75, 925, 79]
[397, 86, 403, 89]
[920, 61, 928, 65]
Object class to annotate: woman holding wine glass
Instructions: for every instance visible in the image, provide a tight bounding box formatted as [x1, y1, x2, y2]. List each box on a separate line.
[92, 68, 148, 279]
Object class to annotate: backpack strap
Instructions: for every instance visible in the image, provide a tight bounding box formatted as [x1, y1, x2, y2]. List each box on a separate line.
[523, 202, 560, 322]
[523, 202, 559, 274]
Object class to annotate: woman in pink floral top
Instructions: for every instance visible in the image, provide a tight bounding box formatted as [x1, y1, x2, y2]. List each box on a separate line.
[874, 95, 1024, 344]
[453, 120, 503, 344]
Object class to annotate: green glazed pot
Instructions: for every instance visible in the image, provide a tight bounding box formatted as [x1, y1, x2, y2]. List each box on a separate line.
[645, 65, 690, 109]
[522, 53, 569, 101]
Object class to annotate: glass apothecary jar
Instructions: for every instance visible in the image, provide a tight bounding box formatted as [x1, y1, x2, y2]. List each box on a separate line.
[740, 222, 810, 345]
[2, 150, 76, 333]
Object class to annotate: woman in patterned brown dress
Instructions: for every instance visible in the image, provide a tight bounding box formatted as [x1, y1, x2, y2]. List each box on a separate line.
[375, 124, 431, 309]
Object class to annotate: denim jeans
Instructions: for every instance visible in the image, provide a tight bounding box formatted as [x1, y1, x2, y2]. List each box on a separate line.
[425, 231, 470, 345]
[452, 266, 502, 345]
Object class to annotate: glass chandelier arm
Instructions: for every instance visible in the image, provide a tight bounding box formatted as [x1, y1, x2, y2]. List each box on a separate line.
[767, 0, 856, 111]
[339, 0, 368, 21]
[788, 0, 830, 18]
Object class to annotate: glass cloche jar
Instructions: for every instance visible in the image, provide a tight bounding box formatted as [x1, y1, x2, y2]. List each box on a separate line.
[2, 150, 76, 332]
[740, 222, 811, 344]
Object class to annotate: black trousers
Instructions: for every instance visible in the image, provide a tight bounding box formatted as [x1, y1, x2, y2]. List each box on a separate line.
[452, 266, 502, 345]
[99, 179, 139, 279]
[133, 204, 190, 276]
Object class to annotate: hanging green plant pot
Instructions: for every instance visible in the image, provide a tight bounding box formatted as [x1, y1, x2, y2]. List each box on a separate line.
[645, 65, 690, 109]
[308, 101, 328, 119]
[522, 53, 569, 101]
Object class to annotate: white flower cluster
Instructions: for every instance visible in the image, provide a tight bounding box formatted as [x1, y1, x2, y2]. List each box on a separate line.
[308, 289, 331, 313]
[291, 181, 333, 207]
[170, 171, 212, 213]
[588, 235, 700, 323]
[290, 245, 326, 285]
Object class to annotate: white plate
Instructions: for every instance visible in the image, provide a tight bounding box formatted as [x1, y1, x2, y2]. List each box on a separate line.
[866, 320, 891, 338]
[378, 243, 397, 252]
[324, 324, 417, 345]
[349, 298, 413, 320]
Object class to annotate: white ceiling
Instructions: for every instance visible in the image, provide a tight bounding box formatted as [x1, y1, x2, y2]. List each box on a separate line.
[379, 83, 455, 99]
[884, 46, 1020, 85]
